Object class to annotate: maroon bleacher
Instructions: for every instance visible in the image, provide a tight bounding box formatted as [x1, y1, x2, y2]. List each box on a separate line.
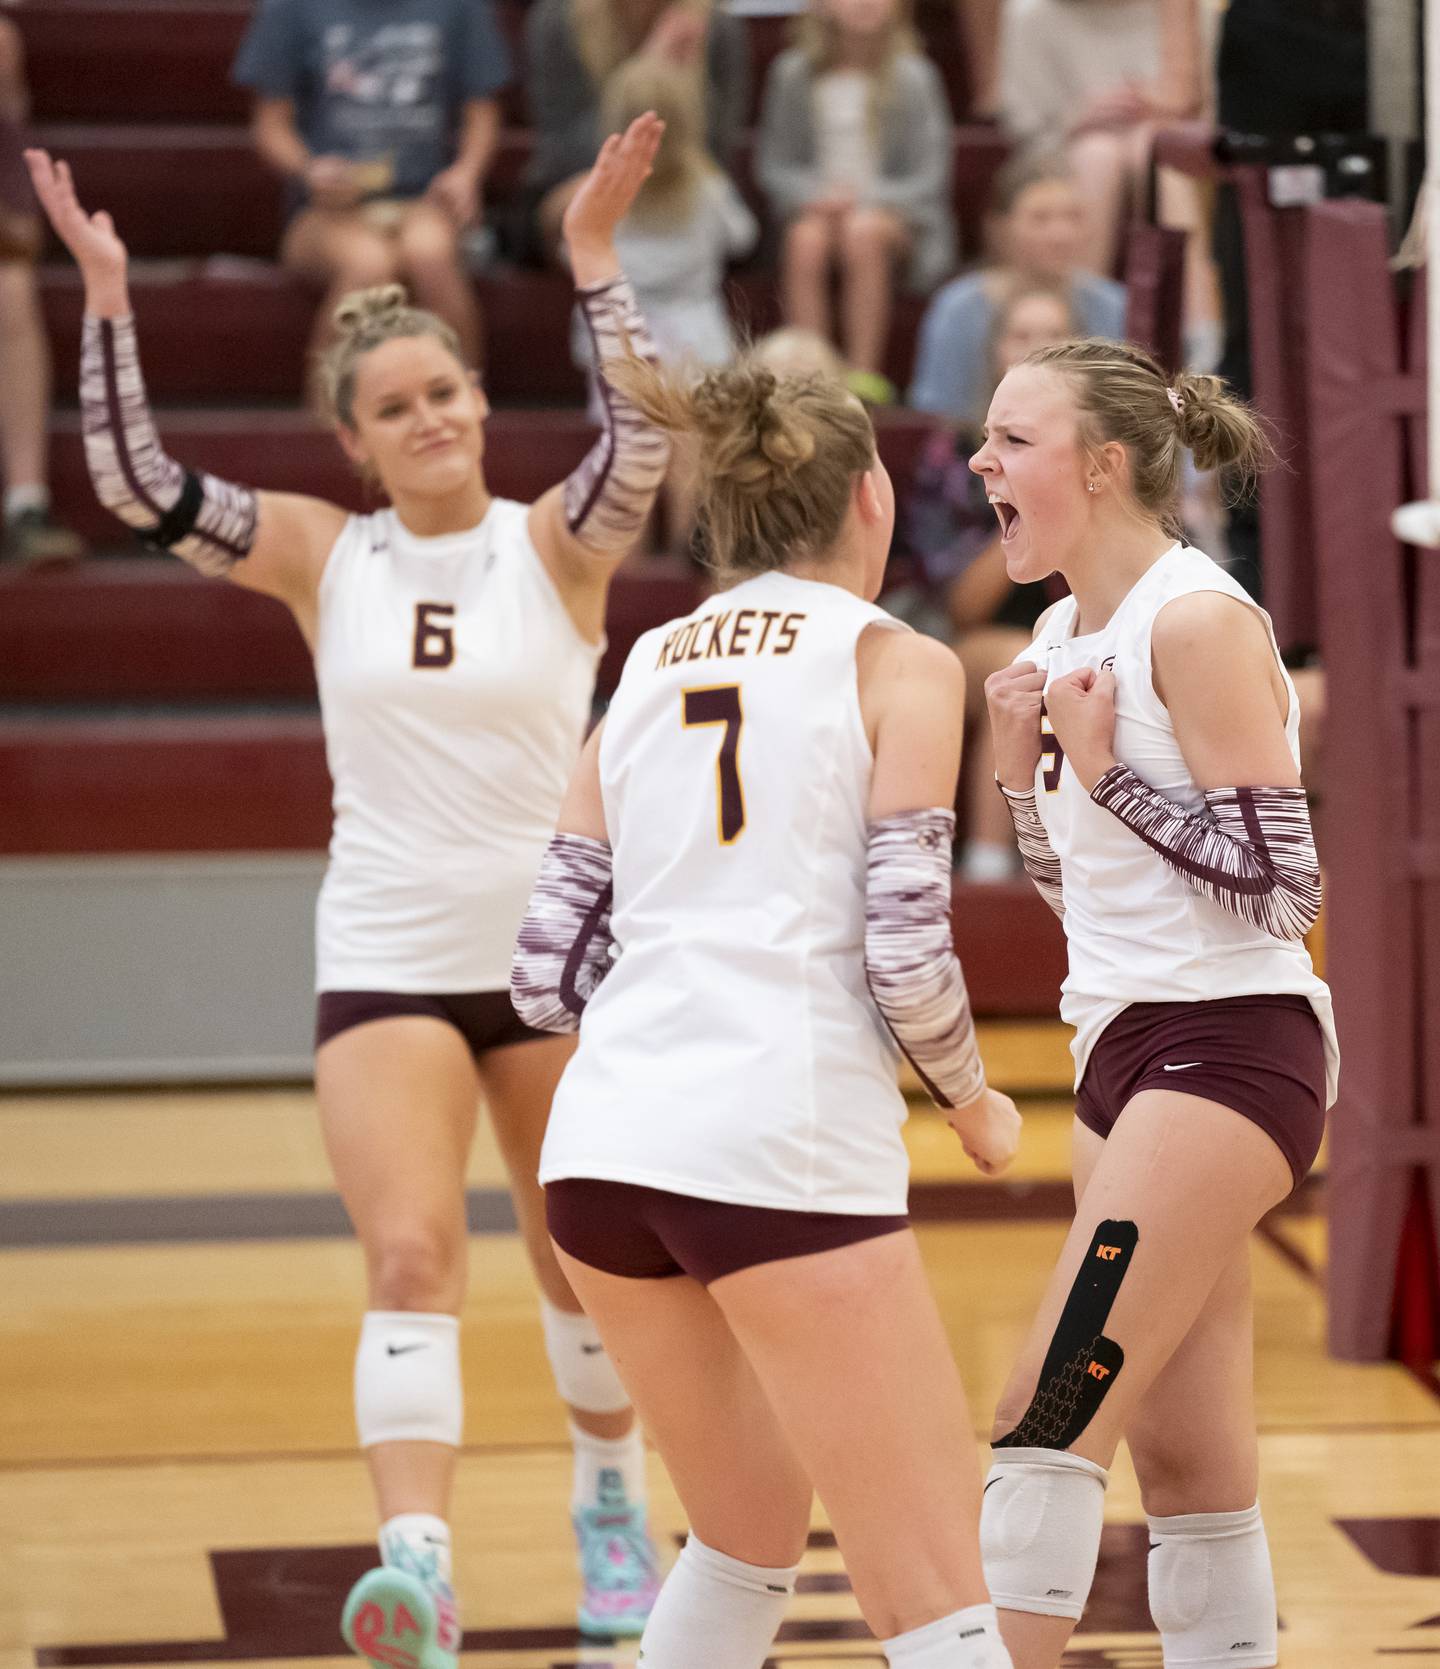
[0, 553, 703, 703]
[40, 406, 938, 546]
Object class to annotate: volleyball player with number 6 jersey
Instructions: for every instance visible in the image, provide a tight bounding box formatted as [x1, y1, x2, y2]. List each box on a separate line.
[512, 359, 1022, 1669]
[971, 340, 1338, 1669]
[26, 118, 673, 1664]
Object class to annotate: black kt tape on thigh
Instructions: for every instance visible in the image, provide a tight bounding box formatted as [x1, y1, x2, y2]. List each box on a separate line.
[995, 1219, 1139, 1450]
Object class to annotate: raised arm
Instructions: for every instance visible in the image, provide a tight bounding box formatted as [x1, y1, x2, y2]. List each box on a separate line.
[985, 653, 1066, 919]
[527, 115, 672, 638]
[859, 627, 1021, 1176]
[24, 150, 345, 621]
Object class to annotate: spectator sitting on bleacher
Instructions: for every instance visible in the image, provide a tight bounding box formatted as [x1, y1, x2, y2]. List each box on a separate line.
[524, 0, 748, 265]
[996, 0, 1218, 365]
[898, 277, 1076, 881]
[233, 0, 510, 388]
[758, 0, 955, 407]
[0, 16, 81, 565]
[907, 150, 1123, 419]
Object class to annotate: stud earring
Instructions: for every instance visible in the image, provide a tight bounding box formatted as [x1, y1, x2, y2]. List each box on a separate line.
[1086, 482, 1098, 494]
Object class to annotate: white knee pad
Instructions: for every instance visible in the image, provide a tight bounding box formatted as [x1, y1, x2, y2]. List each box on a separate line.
[1147, 1503, 1277, 1668]
[636, 1534, 798, 1669]
[354, 1311, 463, 1448]
[539, 1296, 631, 1415]
[980, 1446, 1108, 1621]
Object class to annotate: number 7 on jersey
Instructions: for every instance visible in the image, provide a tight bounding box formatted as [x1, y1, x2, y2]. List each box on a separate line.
[683, 684, 746, 844]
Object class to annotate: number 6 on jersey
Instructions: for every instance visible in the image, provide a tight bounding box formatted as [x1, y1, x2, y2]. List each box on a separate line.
[683, 684, 746, 844]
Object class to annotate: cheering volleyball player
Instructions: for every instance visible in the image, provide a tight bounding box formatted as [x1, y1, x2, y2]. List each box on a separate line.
[973, 340, 1338, 1669]
[26, 119, 672, 1660]
[512, 356, 1022, 1669]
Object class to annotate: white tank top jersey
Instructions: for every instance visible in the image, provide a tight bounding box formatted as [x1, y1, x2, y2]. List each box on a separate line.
[1018, 543, 1339, 1105]
[539, 570, 914, 1215]
[313, 501, 602, 993]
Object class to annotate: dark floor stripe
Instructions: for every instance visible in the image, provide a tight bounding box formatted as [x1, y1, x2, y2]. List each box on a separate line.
[0, 1174, 1325, 1250]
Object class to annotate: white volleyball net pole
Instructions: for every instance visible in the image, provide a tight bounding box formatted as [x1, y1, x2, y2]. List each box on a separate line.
[1392, 0, 1440, 546]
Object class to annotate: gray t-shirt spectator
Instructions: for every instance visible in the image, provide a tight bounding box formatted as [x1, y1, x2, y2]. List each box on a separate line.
[523, 0, 749, 194]
[908, 271, 1126, 419]
[233, 0, 511, 201]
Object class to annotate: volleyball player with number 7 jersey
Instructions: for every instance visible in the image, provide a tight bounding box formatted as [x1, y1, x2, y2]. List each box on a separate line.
[26, 118, 674, 1666]
[512, 357, 1021, 1669]
[974, 340, 1338, 1669]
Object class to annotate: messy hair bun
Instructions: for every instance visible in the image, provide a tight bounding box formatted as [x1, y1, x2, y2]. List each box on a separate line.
[606, 353, 875, 579]
[319, 283, 464, 427]
[1027, 338, 1274, 536]
[1172, 369, 1271, 490]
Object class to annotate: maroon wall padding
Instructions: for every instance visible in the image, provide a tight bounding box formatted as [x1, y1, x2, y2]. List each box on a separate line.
[950, 879, 1066, 1018]
[1292, 201, 1440, 1362]
[1121, 221, 1186, 376]
[0, 714, 333, 853]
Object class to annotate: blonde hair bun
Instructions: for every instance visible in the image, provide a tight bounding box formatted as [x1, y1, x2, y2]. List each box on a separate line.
[332, 283, 410, 337]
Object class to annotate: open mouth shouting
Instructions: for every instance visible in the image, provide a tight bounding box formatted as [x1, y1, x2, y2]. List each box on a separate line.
[988, 491, 1021, 543]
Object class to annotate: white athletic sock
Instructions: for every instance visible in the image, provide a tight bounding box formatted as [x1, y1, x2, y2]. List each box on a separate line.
[884, 1603, 1013, 1667]
[1147, 1503, 1277, 1669]
[354, 1311, 463, 1448]
[4, 484, 48, 520]
[633, 1533, 797, 1669]
[378, 1512, 461, 1653]
[569, 1418, 647, 1513]
[379, 1512, 453, 1584]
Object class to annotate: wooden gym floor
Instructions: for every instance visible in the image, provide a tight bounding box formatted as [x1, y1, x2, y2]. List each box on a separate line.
[2, 1021, 1438, 1669]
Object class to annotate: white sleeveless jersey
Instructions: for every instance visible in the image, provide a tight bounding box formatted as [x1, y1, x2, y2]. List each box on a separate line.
[314, 501, 602, 992]
[539, 570, 912, 1214]
[1020, 543, 1338, 1104]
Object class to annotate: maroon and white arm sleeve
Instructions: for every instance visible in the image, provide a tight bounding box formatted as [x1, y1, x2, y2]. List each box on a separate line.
[563, 273, 671, 556]
[1091, 764, 1321, 941]
[998, 785, 1066, 920]
[511, 833, 616, 1033]
[81, 314, 257, 574]
[865, 809, 987, 1110]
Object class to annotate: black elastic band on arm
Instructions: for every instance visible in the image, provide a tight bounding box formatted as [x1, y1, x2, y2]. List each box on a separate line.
[141, 470, 204, 551]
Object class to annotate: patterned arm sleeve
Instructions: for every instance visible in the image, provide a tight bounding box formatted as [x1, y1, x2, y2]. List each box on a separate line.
[865, 809, 987, 1110]
[81, 314, 257, 575]
[563, 273, 671, 558]
[511, 834, 616, 1033]
[998, 785, 1065, 920]
[1091, 765, 1321, 941]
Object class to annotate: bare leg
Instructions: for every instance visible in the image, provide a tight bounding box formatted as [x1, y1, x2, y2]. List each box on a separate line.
[781, 211, 837, 345]
[397, 199, 482, 368]
[552, 1249, 814, 1567]
[990, 1095, 1292, 1669]
[282, 208, 401, 410]
[537, 173, 588, 267]
[317, 1017, 480, 1519]
[0, 254, 53, 492]
[958, 0, 1002, 116]
[836, 206, 908, 377]
[714, 1230, 991, 1639]
[1065, 130, 1132, 277]
[477, 1037, 636, 1443]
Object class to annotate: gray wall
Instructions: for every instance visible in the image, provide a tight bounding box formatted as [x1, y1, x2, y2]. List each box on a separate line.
[0, 855, 324, 1086]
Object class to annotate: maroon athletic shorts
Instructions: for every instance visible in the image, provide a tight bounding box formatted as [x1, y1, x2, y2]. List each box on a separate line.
[546, 1178, 909, 1287]
[315, 989, 549, 1059]
[1075, 993, 1327, 1190]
